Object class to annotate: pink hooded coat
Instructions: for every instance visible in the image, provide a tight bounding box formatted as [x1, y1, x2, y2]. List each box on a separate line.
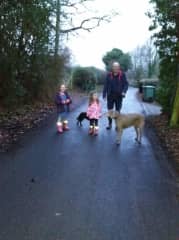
[87, 101, 102, 119]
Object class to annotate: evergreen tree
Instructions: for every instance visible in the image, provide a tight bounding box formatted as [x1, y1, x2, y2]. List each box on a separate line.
[148, 0, 179, 125]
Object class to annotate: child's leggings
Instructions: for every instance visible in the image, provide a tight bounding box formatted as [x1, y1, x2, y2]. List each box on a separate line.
[57, 112, 68, 123]
[89, 119, 98, 127]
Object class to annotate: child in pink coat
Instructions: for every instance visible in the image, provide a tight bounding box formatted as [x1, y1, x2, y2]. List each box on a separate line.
[87, 92, 102, 136]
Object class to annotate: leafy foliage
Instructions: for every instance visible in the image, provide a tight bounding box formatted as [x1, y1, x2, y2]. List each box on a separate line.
[0, 1, 64, 108]
[85, 67, 106, 85]
[102, 48, 132, 72]
[0, 0, 118, 109]
[72, 67, 97, 92]
[148, 0, 179, 124]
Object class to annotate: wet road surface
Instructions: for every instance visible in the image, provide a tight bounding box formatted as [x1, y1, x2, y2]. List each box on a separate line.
[0, 88, 178, 240]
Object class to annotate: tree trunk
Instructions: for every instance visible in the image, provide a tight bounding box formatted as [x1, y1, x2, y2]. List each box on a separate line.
[170, 80, 179, 126]
[170, 11, 179, 127]
[55, 0, 61, 58]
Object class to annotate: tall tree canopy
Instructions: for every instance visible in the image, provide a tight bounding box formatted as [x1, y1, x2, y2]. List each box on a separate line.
[0, 0, 117, 108]
[102, 48, 132, 72]
[0, 1, 54, 106]
[148, 0, 179, 126]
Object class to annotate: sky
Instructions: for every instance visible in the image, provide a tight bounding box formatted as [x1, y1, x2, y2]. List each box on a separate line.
[66, 0, 153, 69]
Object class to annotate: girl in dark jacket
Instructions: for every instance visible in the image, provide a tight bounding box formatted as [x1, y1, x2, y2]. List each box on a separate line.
[55, 84, 72, 133]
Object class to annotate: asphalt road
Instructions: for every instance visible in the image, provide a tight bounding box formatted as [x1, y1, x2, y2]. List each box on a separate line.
[0, 88, 178, 240]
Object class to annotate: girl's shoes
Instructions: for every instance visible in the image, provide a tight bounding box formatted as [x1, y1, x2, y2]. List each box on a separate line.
[57, 120, 70, 133]
[63, 120, 70, 131]
[89, 126, 99, 136]
[63, 125, 69, 131]
[57, 122, 63, 133]
[94, 127, 99, 136]
[89, 126, 94, 135]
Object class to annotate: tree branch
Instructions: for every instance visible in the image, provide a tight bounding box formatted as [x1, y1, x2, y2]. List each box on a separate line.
[60, 14, 116, 33]
[61, 0, 94, 7]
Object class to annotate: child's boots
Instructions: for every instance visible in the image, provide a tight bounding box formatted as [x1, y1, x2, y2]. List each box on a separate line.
[89, 126, 99, 136]
[94, 126, 99, 136]
[63, 120, 70, 131]
[57, 121, 63, 133]
[88, 126, 94, 135]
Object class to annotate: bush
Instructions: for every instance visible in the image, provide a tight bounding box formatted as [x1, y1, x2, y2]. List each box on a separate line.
[155, 58, 178, 115]
[72, 67, 97, 92]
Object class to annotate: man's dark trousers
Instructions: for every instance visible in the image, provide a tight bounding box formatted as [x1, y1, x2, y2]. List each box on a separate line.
[107, 93, 123, 126]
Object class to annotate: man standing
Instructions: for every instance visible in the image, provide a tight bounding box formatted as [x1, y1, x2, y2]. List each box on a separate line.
[103, 62, 128, 129]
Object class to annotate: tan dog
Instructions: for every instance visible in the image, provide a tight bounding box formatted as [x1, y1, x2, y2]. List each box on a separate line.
[107, 110, 145, 145]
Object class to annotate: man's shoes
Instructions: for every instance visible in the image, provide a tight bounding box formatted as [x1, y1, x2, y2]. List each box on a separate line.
[106, 125, 112, 130]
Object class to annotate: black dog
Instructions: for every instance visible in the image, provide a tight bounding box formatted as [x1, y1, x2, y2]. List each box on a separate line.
[76, 112, 89, 126]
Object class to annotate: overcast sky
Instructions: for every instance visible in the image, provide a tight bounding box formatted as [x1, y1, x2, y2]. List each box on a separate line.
[66, 0, 153, 69]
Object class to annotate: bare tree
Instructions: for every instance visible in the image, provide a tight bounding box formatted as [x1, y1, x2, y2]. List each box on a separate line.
[131, 39, 158, 80]
[60, 15, 112, 33]
[52, 0, 118, 56]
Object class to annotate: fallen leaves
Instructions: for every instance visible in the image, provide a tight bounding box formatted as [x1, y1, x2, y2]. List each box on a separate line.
[0, 90, 87, 152]
[148, 114, 179, 173]
[0, 103, 55, 152]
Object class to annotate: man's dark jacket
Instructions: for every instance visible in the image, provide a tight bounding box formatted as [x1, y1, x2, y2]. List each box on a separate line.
[103, 71, 128, 98]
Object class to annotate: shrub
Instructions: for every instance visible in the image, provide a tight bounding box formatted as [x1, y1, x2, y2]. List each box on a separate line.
[72, 67, 97, 92]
